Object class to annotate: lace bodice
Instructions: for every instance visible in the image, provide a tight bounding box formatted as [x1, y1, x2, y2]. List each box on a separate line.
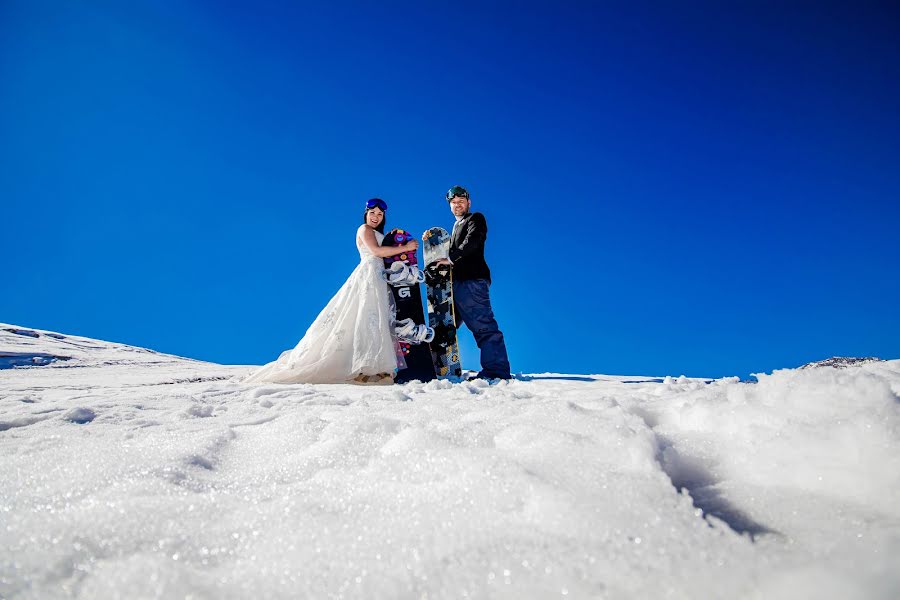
[356, 224, 384, 262]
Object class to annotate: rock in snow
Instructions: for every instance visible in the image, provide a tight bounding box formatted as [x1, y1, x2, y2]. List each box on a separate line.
[1, 323, 899, 599]
[800, 356, 883, 369]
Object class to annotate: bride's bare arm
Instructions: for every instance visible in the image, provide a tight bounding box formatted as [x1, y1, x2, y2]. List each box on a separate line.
[360, 226, 418, 258]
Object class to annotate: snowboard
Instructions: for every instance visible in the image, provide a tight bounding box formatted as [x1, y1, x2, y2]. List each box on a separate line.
[381, 228, 436, 383]
[422, 227, 462, 379]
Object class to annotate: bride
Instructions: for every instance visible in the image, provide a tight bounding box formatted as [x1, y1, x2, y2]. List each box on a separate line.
[245, 198, 417, 384]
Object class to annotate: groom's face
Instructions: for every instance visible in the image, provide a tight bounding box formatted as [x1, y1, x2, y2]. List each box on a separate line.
[448, 196, 469, 217]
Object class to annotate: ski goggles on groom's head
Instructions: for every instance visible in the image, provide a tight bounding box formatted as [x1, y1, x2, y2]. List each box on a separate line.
[446, 185, 469, 202]
[365, 198, 387, 211]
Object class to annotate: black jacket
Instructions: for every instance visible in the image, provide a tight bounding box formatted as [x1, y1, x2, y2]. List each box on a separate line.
[449, 211, 491, 282]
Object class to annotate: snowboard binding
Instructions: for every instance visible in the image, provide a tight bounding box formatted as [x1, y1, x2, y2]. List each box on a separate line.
[383, 261, 426, 286]
[394, 317, 435, 344]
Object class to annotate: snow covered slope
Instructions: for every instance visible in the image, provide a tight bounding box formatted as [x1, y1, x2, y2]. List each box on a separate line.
[1, 324, 898, 599]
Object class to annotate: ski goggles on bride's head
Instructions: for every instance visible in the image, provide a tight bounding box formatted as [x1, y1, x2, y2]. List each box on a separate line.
[365, 198, 387, 211]
[446, 185, 469, 202]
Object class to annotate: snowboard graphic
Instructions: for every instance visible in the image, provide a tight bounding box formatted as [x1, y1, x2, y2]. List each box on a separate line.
[382, 228, 436, 384]
[423, 227, 462, 379]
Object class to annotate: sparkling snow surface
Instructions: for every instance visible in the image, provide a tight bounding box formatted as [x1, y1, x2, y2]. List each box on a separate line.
[1, 324, 899, 599]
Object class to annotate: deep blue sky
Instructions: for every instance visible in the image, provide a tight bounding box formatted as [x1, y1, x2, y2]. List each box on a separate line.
[3, 1, 899, 378]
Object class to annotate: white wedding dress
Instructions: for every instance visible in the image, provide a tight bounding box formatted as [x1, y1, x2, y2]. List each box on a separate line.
[244, 225, 401, 384]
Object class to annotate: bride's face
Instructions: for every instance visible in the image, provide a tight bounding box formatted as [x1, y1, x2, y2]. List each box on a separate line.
[366, 208, 384, 228]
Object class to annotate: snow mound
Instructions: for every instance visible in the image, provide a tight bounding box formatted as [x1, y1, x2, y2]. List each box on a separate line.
[0, 323, 217, 370]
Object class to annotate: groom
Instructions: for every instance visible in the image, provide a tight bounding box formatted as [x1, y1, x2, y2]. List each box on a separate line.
[436, 185, 511, 380]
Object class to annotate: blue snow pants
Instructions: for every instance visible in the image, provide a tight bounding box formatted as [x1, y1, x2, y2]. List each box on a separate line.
[453, 279, 511, 379]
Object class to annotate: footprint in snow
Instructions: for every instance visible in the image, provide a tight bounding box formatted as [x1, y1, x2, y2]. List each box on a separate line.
[183, 404, 214, 418]
[63, 407, 96, 424]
